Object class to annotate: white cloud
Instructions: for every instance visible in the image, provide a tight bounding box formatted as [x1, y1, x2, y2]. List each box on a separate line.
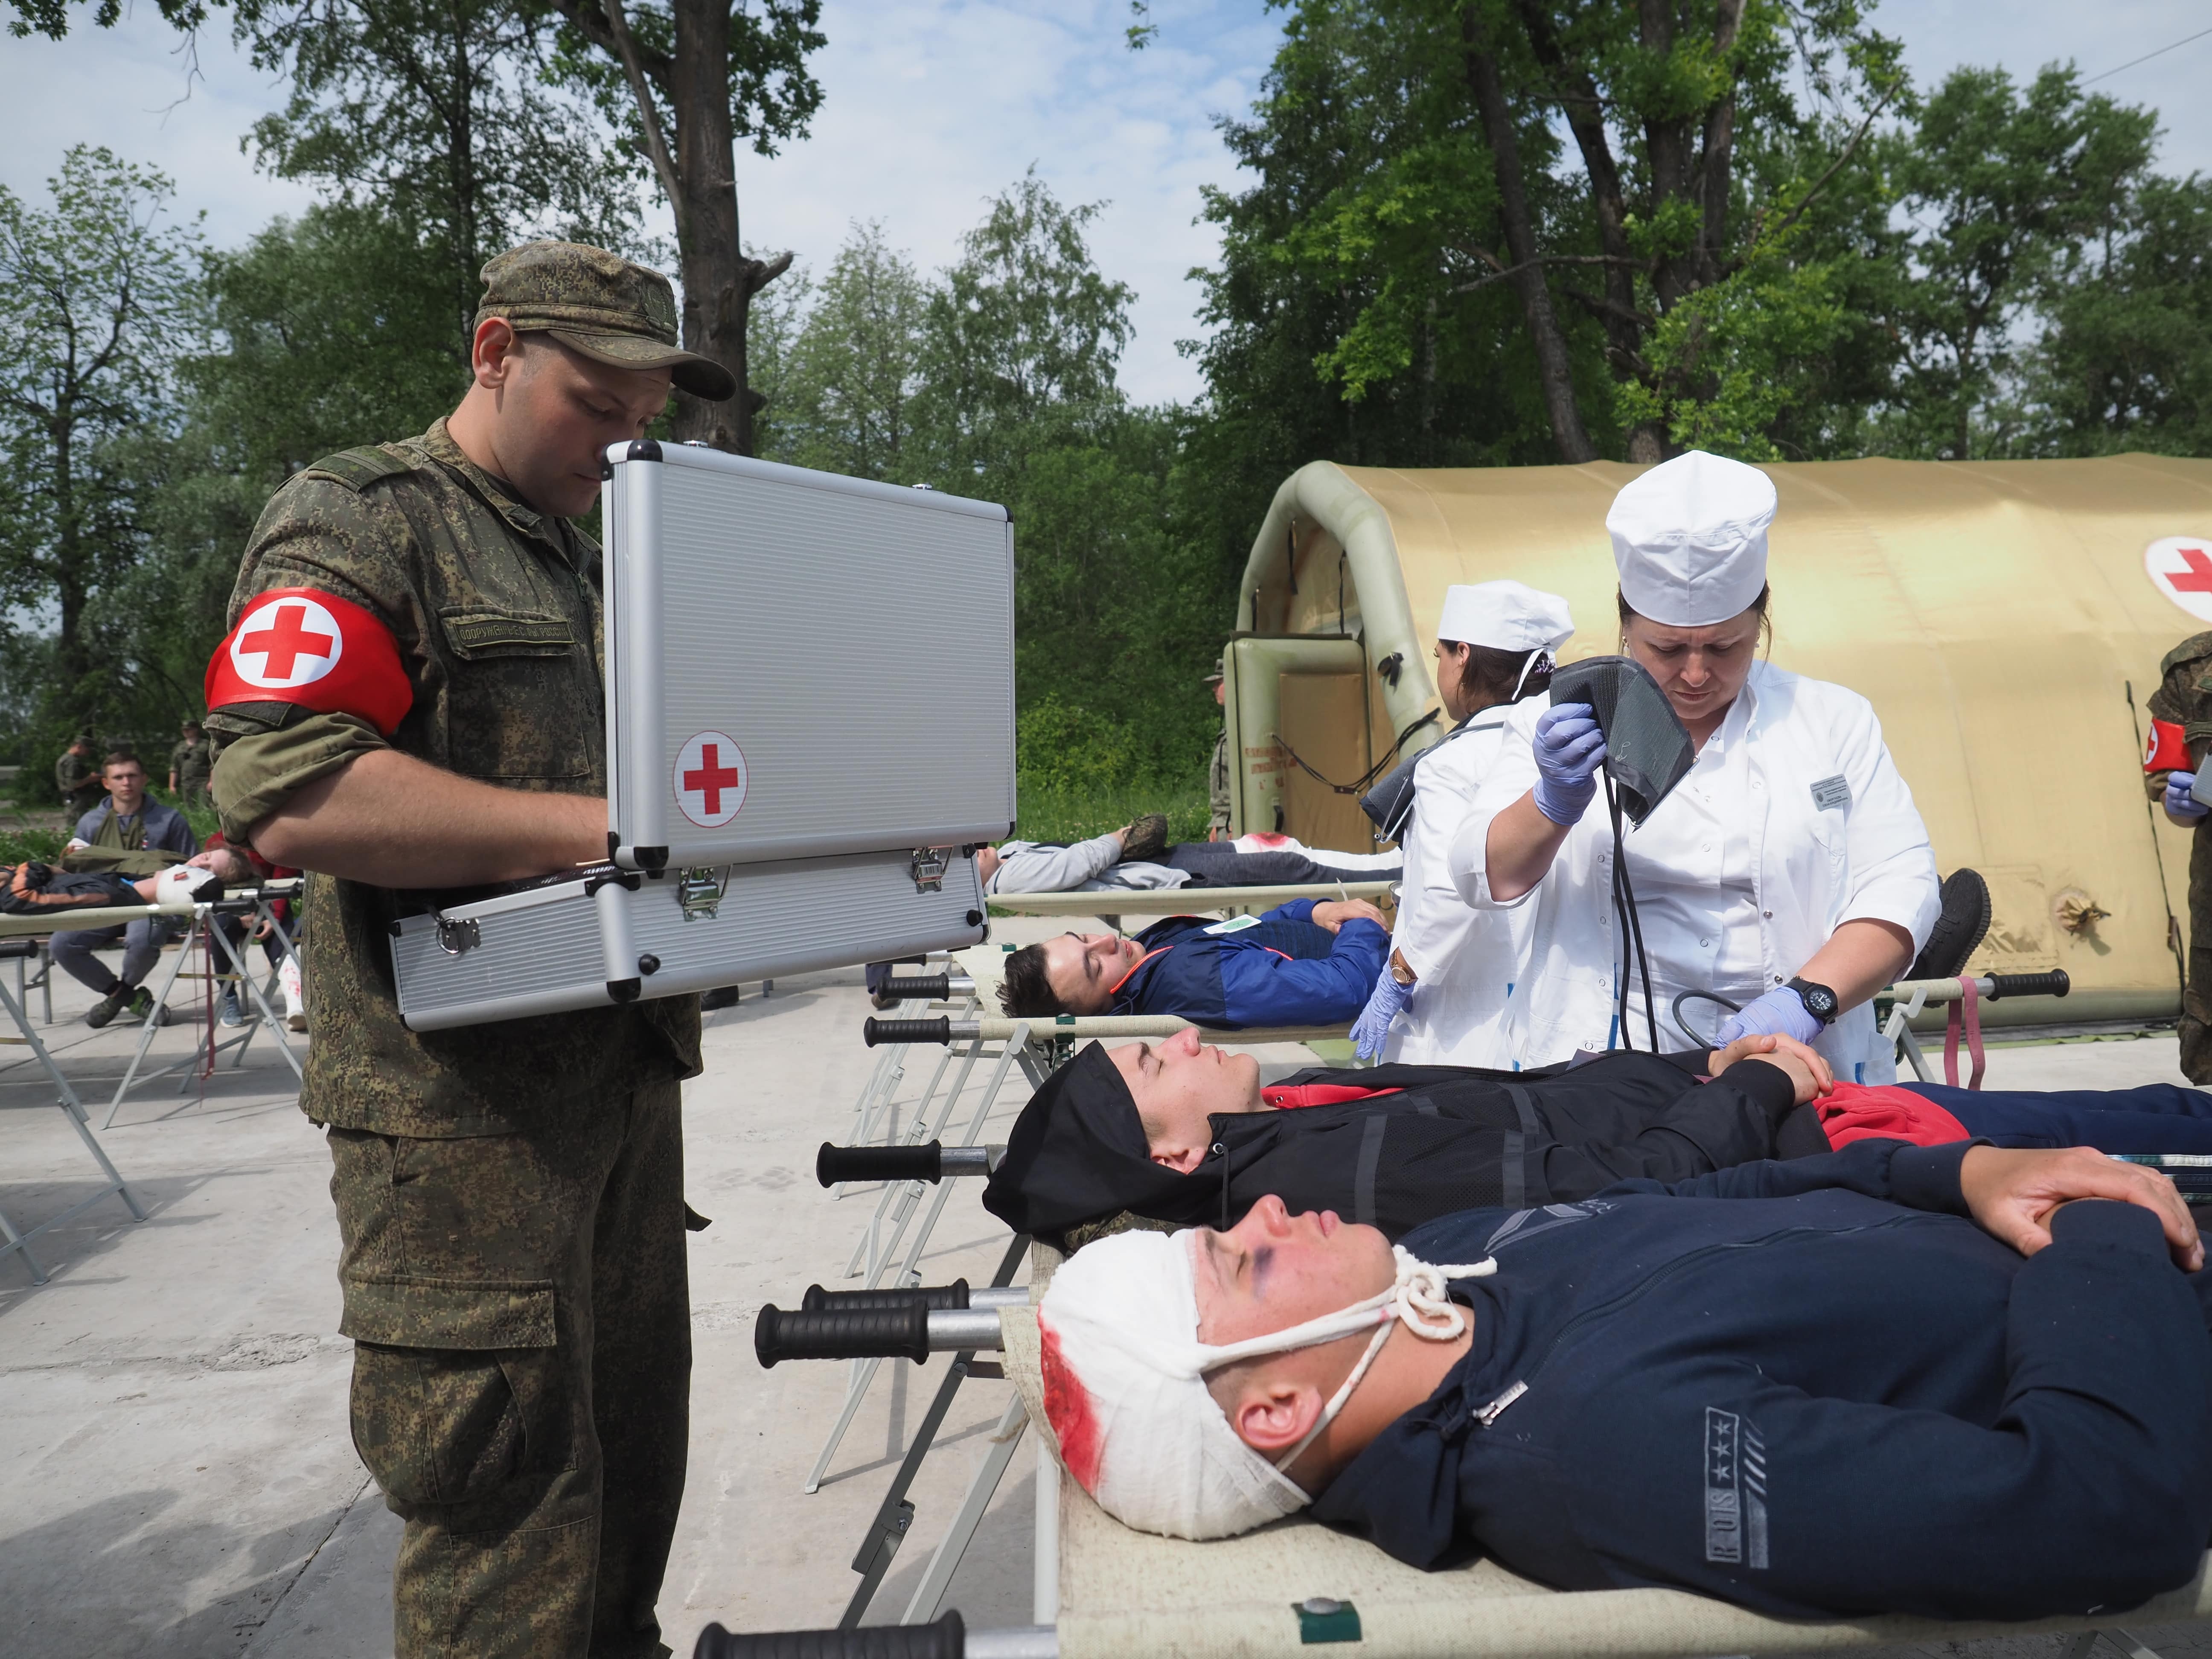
[2, 0, 2206, 407]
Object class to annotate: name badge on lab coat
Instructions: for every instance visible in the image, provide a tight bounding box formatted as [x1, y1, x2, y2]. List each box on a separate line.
[1810, 774, 1852, 811]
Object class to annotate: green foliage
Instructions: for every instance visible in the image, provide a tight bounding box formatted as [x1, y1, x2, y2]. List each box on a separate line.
[767, 222, 926, 479]
[1015, 694, 1143, 795]
[1012, 780, 1211, 847]
[6, 0, 212, 38]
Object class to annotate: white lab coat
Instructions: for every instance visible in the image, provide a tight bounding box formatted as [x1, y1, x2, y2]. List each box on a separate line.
[1447, 662, 1941, 1083]
[1381, 716, 1528, 1066]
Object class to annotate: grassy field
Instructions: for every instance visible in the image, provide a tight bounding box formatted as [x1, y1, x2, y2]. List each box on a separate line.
[1011, 780, 1212, 846]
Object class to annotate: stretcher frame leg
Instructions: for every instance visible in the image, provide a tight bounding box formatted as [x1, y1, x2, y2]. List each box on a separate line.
[0, 970, 146, 1285]
[101, 914, 201, 1130]
[203, 919, 303, 1082]
[1033, 1432, 1059, 1623]
[837, 1232, 1029, 1628]
[1882, 986, 1936, 1086]
[806, 1024, 1035, 1494]
[900, 1393, 1027, 1626]
[849, 1036, 963, 1276]
[847, 1020, 987, 1283]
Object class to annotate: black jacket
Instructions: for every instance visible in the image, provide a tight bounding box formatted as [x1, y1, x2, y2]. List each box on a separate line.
[981, 1047, 1825, 1247]
[1314, 1142, 2212, 1620]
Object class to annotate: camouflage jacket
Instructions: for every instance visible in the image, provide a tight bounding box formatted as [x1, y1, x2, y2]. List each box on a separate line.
[208, 419, 701, 1137]
[170, 735, 212, 785]
[54, 748, 97, 804]
[2146, 632, 2212, 807]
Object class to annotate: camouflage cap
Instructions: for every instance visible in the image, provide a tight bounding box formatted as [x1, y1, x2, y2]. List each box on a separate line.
[475, 240, 736, 402]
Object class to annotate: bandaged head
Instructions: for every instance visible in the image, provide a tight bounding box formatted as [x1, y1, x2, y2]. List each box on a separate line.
[1036, 1227, 1493, 1539]
[1607, 449, 1777, 628]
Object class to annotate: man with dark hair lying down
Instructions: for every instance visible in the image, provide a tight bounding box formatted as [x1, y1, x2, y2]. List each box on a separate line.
[1035, 1147, 2212, 1621]
[997, 899, 1390, 1027]
[984, 1027, 2212, 1248]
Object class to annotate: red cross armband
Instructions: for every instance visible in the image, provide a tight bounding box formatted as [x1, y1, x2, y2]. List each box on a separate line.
[203, 588, 413, 736]
[2145, 717, 2192, 774]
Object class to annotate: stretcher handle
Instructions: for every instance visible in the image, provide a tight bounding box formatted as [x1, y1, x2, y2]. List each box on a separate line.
[754, 1302, 929, 1367]
[864, 1016, 952, 1047]
[694, 1612, 968, 1659]
[1985, 970, 2070, 1001]
[800, 1279, 971, 1313]
[817, 1141, 943, 1185]
[815, 1141, 999, 1186]
[871, 972, 976, 1005]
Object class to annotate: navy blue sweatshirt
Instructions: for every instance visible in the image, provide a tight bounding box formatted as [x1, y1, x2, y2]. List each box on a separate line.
[1110, 899, 1388, 1028]
[1310, 1141, 2212, 1621]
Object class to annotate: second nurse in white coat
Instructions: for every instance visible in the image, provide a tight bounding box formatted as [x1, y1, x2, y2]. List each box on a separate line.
[1448, 450, 1941, 1083]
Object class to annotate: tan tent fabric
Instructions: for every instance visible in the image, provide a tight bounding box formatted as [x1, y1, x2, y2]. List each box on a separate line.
[1230, 456, 2212, 1023]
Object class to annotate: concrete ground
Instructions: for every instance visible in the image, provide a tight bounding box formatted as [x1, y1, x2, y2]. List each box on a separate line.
[3, 915, 2211, 1657]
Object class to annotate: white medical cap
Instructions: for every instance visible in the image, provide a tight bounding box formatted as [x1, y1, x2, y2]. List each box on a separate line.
[1436, 581, 1574, 654]
[1607, 450, 1777, 627]
[1036, 1227, 1493, 1540]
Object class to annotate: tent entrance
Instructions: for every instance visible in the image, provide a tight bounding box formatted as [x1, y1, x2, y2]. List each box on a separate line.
[1223, 636, 1376, 847]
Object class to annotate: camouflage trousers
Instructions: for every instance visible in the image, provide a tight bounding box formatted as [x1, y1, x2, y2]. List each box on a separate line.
[328, 1078, 689, 1659]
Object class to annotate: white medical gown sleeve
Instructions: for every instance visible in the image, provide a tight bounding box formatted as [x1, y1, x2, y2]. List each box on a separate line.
[1446, 698, 1547, 911]
[1828, 693, 1942, 954]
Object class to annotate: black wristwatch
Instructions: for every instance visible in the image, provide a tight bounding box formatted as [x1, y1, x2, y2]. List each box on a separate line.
[1787, 977, 1840, 1028]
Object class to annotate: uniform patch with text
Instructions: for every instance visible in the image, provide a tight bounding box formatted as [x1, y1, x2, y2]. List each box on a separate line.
[1703, 1406, 1769, 1569]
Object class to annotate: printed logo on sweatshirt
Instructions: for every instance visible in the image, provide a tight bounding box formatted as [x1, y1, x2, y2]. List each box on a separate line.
[1703, 1406, 1769, 1569]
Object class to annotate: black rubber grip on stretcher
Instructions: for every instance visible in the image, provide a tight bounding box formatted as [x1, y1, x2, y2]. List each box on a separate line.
[800, 1279, 970, 1313]
[864, 1016, 950, 1047]
[817, 1141, 944, 1186]
[882, 973, 952, 1000]
[1985, 970, 2069, 1001]
[754, 1302, 929, 1367]
[695, 1612, 964, 1659]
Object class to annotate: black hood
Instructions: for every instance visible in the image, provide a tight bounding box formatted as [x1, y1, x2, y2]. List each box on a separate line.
[982, 1043, 1191, 1239]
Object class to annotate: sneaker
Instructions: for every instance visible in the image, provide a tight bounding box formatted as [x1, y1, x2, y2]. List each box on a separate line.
[287, 1010, 309, 1033]
[1907, 869, 1994, 981]
[218, 987, 244, 1027]
[125, 987, 172, 1028]
[84, 986, 129, 1028]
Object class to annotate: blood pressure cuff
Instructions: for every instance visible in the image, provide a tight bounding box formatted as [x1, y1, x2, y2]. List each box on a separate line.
[1548, 655, 1694, 825]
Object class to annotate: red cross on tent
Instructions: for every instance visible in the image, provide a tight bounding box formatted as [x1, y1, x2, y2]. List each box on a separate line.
[2147, 536, 2212, 624]
[673, 730, 747, 827]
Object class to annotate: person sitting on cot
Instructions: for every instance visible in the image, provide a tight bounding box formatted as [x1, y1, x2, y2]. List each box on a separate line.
[979, 814, 1399, 898]
[998, 898, 1391, 1029]
[1036, 1146, 2212, 1621]
[986, 1025, 2212, 1248]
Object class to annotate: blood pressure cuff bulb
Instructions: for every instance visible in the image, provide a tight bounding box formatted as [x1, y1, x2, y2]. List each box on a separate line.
[1547, 655, 1694, 825]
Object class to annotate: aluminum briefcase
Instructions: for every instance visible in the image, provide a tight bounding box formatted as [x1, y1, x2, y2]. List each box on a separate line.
[391, 442, 1013, 1030]
[392, 851, 987, 1032]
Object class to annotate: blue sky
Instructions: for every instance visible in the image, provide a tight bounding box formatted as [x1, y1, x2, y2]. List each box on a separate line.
[2, 0, 2207, 405]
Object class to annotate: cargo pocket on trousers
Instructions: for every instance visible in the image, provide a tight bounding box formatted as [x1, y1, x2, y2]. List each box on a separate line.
[341, 1273, 565, 1513]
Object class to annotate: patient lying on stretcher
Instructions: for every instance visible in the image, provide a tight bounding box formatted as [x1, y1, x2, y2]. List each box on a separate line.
[0, 846, 256, 914]
[986, 1026, 2212, 1247]
[1037, 1146, 2212, 1620]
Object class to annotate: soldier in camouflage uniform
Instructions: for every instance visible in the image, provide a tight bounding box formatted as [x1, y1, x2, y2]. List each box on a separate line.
[1206, 655, 1232, 838]
[2144, 632, 2212, 1082]
[206, 242, 735, 1659]
[55, 731, 101, 815]
[169, 719, 213, 811]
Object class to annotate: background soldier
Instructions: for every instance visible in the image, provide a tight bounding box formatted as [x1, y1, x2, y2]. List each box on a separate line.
[1206, 655, 1231, 838]
[54, 731, 101, 815]
[169, 718, 212, 810]
[206, 242, 733, 1659]
[2144, 632, 2212, 1082]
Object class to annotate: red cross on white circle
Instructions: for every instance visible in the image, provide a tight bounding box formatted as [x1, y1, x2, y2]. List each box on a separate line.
[230, 595, 344, 688]
[673, 731, 747, 828]
[2146, 536, 2212, 623]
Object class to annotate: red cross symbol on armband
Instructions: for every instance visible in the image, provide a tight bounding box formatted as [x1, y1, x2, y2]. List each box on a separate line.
[673, 731, 748, 828]
[230, 597, 343, 687]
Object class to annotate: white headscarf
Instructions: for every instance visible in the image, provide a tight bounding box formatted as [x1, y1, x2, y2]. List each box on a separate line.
[1036, 1228, 1493, 1539]
[1607, 450, 1777, 627]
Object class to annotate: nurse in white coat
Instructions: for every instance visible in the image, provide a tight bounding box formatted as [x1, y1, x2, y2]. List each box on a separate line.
[1349, 581, 1573, 1064]
[1447, 451, 1941, 1083]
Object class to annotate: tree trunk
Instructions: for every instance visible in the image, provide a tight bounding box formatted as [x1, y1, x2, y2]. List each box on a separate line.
[1463, 19, 1596, 464]
[1511, 0, 1662, 461]
[51, 410, 87, 692]
[668, 0, 749, 451]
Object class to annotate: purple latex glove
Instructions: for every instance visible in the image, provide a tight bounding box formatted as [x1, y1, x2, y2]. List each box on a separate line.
[1531, 703, 1608, 826]
[2166, 772, 2209, 822]
[1351, 968, 1413, 1060]
[1712, 985, 1823, 1047]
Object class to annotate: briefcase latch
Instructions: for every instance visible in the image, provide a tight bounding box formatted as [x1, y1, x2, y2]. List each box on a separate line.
[910, 848, 950, 894]
[675, 867, 729, 922]
[435, 915, 481, 956]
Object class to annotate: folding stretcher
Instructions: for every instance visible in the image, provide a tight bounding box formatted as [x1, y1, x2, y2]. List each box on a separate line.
[707, 1253, 2212, 1659]
[985, 880, 1395, 923]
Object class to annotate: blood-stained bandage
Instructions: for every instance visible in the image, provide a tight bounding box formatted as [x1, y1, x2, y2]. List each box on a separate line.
[204, 588, 412, 735]
[2145, 716, 2192, 774]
